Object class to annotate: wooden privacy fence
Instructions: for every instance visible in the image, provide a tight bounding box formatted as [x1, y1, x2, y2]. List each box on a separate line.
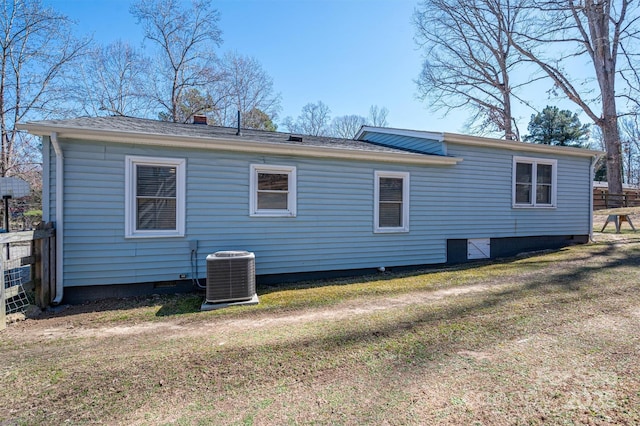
[593, 191, 640, 210]
[1, 223, 55, 330]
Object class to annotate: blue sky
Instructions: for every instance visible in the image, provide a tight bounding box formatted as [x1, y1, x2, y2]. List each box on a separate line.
[46, 0, 567, 134]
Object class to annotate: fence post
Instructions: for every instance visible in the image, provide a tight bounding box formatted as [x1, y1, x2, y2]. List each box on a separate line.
[35, 222, 54, 308]
[1, 254, 5, 331]
[33, 229, 45, 307]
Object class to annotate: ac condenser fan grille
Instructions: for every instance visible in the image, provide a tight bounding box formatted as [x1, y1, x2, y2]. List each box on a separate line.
[206, 251, 256, 303]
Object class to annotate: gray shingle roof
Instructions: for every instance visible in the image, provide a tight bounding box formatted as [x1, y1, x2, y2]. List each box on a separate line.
[28, 115, 414, 155]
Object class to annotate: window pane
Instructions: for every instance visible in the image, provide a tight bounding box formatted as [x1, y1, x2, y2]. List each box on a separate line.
[515, 163, 532, 183]
[137, 198, 176, 230]
[379, 203, 402, 227]
[257, 192, 288, 210]
[537, 164, 552, 184]
[379, 178, 403, 202]
[137, 165, 176, 197]
[536, 184, 551, 204]
[516, 184, 531, 204]
[258, 173, 288, 191]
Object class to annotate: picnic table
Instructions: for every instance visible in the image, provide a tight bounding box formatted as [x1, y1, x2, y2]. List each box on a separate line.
[595, 207, 640, 233]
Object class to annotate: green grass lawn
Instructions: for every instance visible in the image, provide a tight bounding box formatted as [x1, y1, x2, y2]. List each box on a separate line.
[2, 239, 640, 425]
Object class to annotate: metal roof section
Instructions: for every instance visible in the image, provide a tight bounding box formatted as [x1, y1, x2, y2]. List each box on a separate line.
[355, 126, 446, 156]
[356, 125, 603, 158]
[355, 126, 444, 142]
[18, 116, 462, 166]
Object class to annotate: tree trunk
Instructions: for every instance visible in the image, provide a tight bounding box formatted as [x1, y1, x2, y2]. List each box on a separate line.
[502, 85, 516, 140]
[601, 118, 623, 205]
[582, 0, 624, 203]
[600, 86, 623, 206]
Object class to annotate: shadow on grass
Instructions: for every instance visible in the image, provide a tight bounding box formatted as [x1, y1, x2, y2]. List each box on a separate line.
[254, 239, 619, 297]
[36, 291, 205, 320]
[13, 242, 640, 426]
[154, 294, 203, 316]
[254, 252, 545, 296]
[169, 241, 640, 394]
[204, 242, 638, 358]
[33, 240, 640, 321]
[33, 250, 543, 320]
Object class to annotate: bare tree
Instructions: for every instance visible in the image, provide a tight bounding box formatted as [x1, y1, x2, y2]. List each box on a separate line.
[131, 0, 223, 123]
[75, 40, 153, 117]
[157, 88, 217, 123]
[509, 0, 640, 197]
[244, 108, 277, 131]
[414, 0, 528, 140]
[282, 101, 332, 136]
[148, 51, 281, 127]
[212, 51, 281, 128]
[331, 114, 368, 138]
[619, 115, 640, 186]
[0, 0, 88, 178]
[369, 105, 389, 127]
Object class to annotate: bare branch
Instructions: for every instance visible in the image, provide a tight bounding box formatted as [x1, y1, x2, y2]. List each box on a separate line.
[414, 0, 530, 139]
[508, 0, 640, 197]
[131, 0, 222, 122]
[283, 101, 332, 136]
[0, 0, 87, 177]
[210, 51, 281, 128]
[331, 114, 368, 139]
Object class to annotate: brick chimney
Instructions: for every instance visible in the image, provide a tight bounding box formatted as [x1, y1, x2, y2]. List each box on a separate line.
[193, 115, 207, 125]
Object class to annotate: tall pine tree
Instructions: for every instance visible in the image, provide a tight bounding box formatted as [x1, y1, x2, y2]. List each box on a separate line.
[524, 106, 589, 147]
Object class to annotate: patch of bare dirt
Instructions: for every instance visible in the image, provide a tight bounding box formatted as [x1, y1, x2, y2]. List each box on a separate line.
[0, 232, 630, 349]
[7, 225, 636, 343]
[5, 282, 499, 342]
[3, 239, 639, 426]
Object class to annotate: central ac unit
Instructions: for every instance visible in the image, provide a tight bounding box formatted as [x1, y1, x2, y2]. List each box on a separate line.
[205, 251, 256, 304]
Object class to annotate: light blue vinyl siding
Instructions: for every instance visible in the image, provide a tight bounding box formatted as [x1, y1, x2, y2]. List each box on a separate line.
[56, 137, 592, 288]
[442, 143, 591, 238]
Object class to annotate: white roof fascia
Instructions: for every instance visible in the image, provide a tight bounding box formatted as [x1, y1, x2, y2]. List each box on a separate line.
[443, 132, 604, 158]
[18, 123, 462, 166]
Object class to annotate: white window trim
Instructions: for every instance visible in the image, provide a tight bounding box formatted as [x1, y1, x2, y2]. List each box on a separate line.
[250, 164, 297, 217]
[125, 156, 186, 238]
[374, 170, 410, 233]
[512, 156, 557, 208]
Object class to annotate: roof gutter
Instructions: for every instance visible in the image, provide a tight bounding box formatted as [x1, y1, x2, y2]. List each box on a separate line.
[18, 124, 462, 166]
[50, 132, 64, 305]
[443, 132, 603, 158]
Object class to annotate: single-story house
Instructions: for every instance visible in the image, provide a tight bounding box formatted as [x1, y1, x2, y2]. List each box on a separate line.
[19, 116, 602, 304]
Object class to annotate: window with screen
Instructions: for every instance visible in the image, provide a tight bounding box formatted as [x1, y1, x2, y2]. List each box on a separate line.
[375, 171, 409, 233]
[250, 164, 297, 217]
[513, 157, 557, 208]
[125, 156, 185, 237]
